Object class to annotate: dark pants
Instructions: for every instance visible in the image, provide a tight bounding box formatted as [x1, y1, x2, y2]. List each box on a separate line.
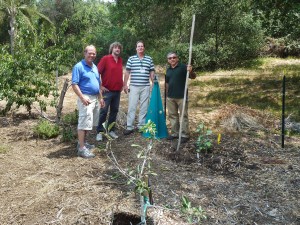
[97, 91, 121, 133]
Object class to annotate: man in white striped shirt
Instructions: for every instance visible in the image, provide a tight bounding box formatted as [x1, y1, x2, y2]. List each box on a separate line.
[123, 41, 155, 135]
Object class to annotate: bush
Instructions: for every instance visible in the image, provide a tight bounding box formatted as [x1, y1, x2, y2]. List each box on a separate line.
[262, 37, 300, 58]
[33, 119, 60, 139]
[62, 109, 78, 125]
[61, 125, 75, 142]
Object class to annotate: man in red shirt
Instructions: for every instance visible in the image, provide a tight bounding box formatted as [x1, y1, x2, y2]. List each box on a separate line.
[96, 42, 123, 141]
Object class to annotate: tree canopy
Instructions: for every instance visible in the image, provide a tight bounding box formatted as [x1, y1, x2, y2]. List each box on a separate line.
[0, 0, 299, 113]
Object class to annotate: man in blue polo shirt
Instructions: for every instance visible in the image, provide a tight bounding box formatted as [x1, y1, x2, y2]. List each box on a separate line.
[72, 45, 105, 158]
[123, 41, 155, 135]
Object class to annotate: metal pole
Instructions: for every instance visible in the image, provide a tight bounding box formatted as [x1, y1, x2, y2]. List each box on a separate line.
[176, 14, 196, 152]
[281, 75, 286, 148]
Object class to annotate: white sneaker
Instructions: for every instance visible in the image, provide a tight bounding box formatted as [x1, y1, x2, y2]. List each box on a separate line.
[96, 133, 103, 141]
[85, 142, 95, 149]
[77, 146, 95, 158]
[109, 131, 118, 139]
[77, 142, 95, 150]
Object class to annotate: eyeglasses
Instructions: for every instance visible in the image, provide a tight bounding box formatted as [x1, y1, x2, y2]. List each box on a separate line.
[168, 56, 177, 60]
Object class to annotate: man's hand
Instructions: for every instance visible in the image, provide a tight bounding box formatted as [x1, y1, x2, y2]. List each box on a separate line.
[99, 99, 105, 108]
[123, 85, 129, 94]
[80, 96, 91, 106]
[187, 65, 196, 79]
[101, 86, 109, 93]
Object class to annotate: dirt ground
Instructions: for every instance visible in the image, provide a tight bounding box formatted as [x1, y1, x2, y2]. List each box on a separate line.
[0, 71, 299, 225]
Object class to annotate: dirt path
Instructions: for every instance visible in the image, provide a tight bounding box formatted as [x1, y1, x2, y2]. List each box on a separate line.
[0, 72, 299, 224]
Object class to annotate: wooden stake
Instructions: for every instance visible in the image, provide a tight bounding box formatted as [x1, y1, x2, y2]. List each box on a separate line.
[56, 79, 69, 124]
[176, 15, 196, 152]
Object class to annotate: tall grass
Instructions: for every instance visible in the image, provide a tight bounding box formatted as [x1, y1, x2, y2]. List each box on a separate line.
[190, 58, 300, 121]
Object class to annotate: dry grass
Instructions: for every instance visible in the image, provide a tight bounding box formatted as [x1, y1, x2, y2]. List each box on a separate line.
[0, 59, 299, 224]
[211, 104, 276, 132]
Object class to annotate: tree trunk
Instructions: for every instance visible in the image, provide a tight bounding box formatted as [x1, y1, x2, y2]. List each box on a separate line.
[56, 79, 69, 124]
[215, 15, 219, 69]
[8, 9, 16, 55]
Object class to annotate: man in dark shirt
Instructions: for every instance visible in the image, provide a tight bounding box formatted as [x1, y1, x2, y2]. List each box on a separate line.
[165, 52, 196, 143]
[96, 42, 123, 141]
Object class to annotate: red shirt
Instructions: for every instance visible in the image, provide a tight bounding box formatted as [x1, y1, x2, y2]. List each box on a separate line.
[97, 55, 123, 91]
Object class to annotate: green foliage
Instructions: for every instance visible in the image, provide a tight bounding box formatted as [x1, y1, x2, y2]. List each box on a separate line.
[0, 10, 9, 44]
[62, 110, 78, 125]
[175, 0, 264, 70]
[181, 196, 207, 224]
[134, 179, 150, 195]
[104, 119, 157, 222]
[111, 0, 179, 44]
[33, 119, 60, 139]
[1, 0, 299, 72]
[262, 37, 300, 58]
[126, 120, 157, 195]
[138, 120, 157, 138]
[0, 20, 59, 114]
[195, 123, 213, 154]
[190, 59, 300, 121]
[61, 126, 75, 142]
[0, 145, 9, 154]
[251, 0, 300, 39]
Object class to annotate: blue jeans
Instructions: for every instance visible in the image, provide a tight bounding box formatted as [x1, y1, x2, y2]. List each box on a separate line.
[97, 91, 121, 133]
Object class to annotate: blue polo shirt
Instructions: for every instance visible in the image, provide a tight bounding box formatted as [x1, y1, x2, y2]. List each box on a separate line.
[72, 60, 100, 95]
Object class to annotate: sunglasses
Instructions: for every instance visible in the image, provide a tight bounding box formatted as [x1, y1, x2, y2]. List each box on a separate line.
[168, 56, 177, 60]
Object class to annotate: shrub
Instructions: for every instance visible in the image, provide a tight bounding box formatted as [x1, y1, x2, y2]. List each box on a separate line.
[61, 126, 75, 142]
[62, 109, 78, 125]
[195, 123, 213, 156]
[33, 119, 60, 139]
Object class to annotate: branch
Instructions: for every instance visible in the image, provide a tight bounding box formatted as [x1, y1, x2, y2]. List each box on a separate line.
[107, 150, 137, 183]
[32, 105, 56, 123]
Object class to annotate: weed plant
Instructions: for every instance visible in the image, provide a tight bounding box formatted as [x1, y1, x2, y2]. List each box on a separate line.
[61, 126, 75, 142]
[33, 119, 60, 139]
[62, 109, 78, 125]
[195, 123, 213, 156]
[181, 196, 207, 223]
[0, 145, 8, 154]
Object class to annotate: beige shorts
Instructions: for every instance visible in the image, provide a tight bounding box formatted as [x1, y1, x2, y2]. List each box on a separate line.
[77, 94, 100, 130]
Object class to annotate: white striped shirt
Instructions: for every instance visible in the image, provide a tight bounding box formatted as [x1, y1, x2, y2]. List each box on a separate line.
[126, 55, 155, 86]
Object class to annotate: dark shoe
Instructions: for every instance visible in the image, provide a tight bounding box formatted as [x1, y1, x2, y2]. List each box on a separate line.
[167, 135, 177, 140]
[124, 129, 134, 135]
[181, 137, 189, 143]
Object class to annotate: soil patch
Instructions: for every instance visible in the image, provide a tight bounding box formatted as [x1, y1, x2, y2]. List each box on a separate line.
[0, 73, 299, 224]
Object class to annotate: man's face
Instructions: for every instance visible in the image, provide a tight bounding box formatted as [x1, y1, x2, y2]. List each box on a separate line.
[112, 46, 121, 56]
[136, 42, 145, 55]
[84, 47, 96, 64]
[167, 54, 179, 67]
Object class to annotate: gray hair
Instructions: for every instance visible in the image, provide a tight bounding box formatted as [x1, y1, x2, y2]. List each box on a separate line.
[167, 51, 178, 58]
[109, 42, 123, 54]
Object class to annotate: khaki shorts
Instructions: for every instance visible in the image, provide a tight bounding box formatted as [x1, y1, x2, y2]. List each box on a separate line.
[77, 94, 100, 130]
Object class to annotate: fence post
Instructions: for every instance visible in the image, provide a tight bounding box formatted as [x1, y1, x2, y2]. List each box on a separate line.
[281, 75, 286, 148]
